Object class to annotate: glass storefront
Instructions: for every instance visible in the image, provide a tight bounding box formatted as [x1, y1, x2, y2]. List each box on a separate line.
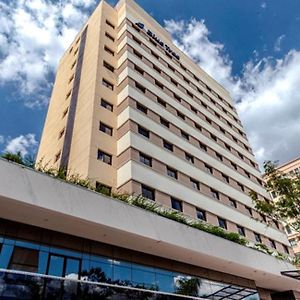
[0, 236, 259, 299]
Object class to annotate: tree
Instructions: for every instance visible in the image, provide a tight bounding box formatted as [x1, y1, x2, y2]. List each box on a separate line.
[250, 161, 300, 233]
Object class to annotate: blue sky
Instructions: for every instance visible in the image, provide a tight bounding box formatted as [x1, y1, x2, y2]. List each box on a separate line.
[0, 0, 300, 169]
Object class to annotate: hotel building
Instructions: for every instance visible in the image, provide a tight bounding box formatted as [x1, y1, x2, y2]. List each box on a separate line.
[0, 0, 299, 299]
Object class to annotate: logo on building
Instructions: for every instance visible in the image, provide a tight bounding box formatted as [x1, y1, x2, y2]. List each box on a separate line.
[135, 22, 180, 60]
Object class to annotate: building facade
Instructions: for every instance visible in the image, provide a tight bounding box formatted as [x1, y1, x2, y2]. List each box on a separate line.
[0, 0, 299, 299]
[270, 157, 300, 257]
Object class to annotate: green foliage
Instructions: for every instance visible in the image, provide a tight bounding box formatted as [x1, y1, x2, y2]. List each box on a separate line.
[1, 151, 35, 168]
[250, 160, 300, 233]
[175, 277, 201, 296]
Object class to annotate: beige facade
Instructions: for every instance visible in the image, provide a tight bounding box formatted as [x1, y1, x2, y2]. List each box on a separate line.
[270, 157, 300, 256]
[37, 0, 292, 257]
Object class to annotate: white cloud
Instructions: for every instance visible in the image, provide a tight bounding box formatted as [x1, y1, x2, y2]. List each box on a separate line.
[0, 135, 4, 144]
[261, 2, 267, 9]
[165, 19, 300, 168]
[5, 134, 38, 156]
[0, 0, 96, 108]
[274, 34, 285, 52]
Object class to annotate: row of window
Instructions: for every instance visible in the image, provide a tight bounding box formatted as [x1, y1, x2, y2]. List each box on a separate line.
[129, 20, 238, 119]
[139, 183, 286, 252]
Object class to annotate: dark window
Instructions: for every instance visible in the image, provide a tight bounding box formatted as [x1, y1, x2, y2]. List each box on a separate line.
[9, 247, 38, 272]
[199, 142, 207, 151]
[237, 225, 245, 236]
[238, 153, 244, 160]
[220, 128, 226, 134]
[196, 209, 206, 221]
[185, 153, 194, 163]
[254, 233, 262, 243]
[136, 102, 147, 114]
[260, 213, 267, 222]
[138, 125, 150, 138]
[211, 189, 220, 200]
[134, 65, 144, 75]
[237, 183, 245, 192]
[151, 50, 159, 59]
[222, 174, 229, 183]
[225, 144, 231, 151]
[106, 20, 115, 29]
[136, 82, 146, 93]
[205, 164, 213, 174]
[229, 198, 237, 208]
[62, 107, 69, 119]
[191, 106, 197, 113]
[96, 182, 111, 195]
[269, 239, 276, 249]
[58, 128, 65, 140]
[104, 45, 114, 56]
[171, 78, 178, 86]
[211, 134, 217, 142]
[163, 140, 173, 152]
[206, 117, 212, 124]
[190, 178, 200, 190]
[218, 218, 227, 229]
[160, 117, 169, 128]
[153, 65, 161, 73]
[290, 239, 297, 247]
[174, 94, 181, 102]
[171, 197, 182, 212]
[245, 171, 251, 178]
[100, 122, 113, 136]
[195, 123, 202, 131]
[245, 206, 253, 216]
[177, 111, 185, 120]
[105, 32, 115, 41]
[133, 49, 142, 59]
[157, 98, 166, 107]
[155, 80, 164, 89]
[103, 61, 114, 72]
[168, 64, 175, 72]
[139, 152, 152, 167]
[285, 225, 292, 235]
[97, 150, 112, 165]
[54, 151, 61, 163]
[283, 245, 289, 254]
[102, 79, 114, 90]
[233, 136, 238, 143]
[142, 185, 155, 200]
[273, 220, 280, 229]
[231, 162, 238, 170]
[101, 99, 113, 111]
[216, 153, 223, 161]
[167, 167, 177, 179]
[132, 36, 141, 44]
[187, 90, 193, 98]
[181, 131, 189, 140]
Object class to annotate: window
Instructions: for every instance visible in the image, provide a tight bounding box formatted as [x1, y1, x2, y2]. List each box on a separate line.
[168, 64, 175, 72]
[206, 117, 212, 124]
[260, 213, 267, 222]
[151, 50, 159, 59]
[181, 130, 189, 140]
[54, 151, 61, 163]
[273, 220, 279, 229]
[185, 153, 194, 163]
[138, 125, 150, 138]
[171, 78, 178, 86]
[195, 123, 202, 131]
[96, 182, 111, 195]
[199, 142, 207, 152]
[196, 209, 206, 221]
[167, 167, 177, 179]
[103, 61, 114, 72]
[238, 153, 244, 160]
[68, 74, 74, 83]
[191, 106, 197, 113]
[231, 162, 238, 170]
[160, 117, 169, 128]
[211, 189, 220, 200]
[9, 247, 38, 272]
[216, 153, 223, 161]
[218, 218, 227, 229]
[105, 19, 115, 29]
[71, 60, 76, 70]
[97, 150, 112, 165]
[104, 45, 114, 56]
[190, 178, 200, 190]
[187, 90, 193, 98]
[155, 80, 164, 89]
[139, 152, 152, 167]
[133, 49, 143, 59]
[283, 245, 289, 254]
[225, 143, 231, 151]
[245, 206, 253, 216]
[205, 164, 213, 174]
[134, 65, 144, 75]
[245, 171, 251, 178]
[136, 82, 146, 93]
[141, 185, 155, 200]
[171, 197, 182, 211]
[132, 36, 141, 44]
[105, 32, 115, 42]
[102, 79, 114, 90]
[101, 99, 113, 112]
[58, 128, 65, 140]
[269, 239, 276, 249]
[285, 225, 292, 235]
[177, 111, 185, 120]
[136, 102, 147, 114]
[157, 98, 166, 107]
[153, 65, 161, 73]
[62, 107, 68, 119]
[211, 134, 217, 142]
[163, 140, 173, 152]
[100, 122, 113, 136]
[222, 174, 229, 183]
[174, 94, 181, 102]
[254, 233, 262, 243]
[237, 183, 245, 192]
[237, 225, 245, 236]
[290, 239, 297, 247]
[229, 198, 237, 208]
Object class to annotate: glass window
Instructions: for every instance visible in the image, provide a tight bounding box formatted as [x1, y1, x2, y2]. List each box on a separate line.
[102, 78, 114, 90]
[65, 258, 80, 279]
[141, 185, 155, 201]
[101, 99, 113, 111]
[156, 273, 175, 293]
[97, 150, 112, 165]
[211, 189, 220, 200]
[104, 45, 114, 56]
[199, 142, 207, 151]
[0, 244, 14, 269]
[196, 209, 206, 221]
[100, 122, 113, 136]
[136, 102, 147, 114]
[113, 261, 132, 284]
[181, 131, 189, 140]
[269, 239, 276, 249]
[139, 152, 152, 167]
[185, 153, 194, 163]
[103, 61, 114, 72]
[47, 255, 64, 277]
[163, 140, 173, 152]
[132, 265, 156, 288]
[81, 258, 113, 283]
[218, 218, 227, 229]
[254, 233, 262, 243]
[205, 164, 213, 174]
[105, 32, 115, 42]
[229, 199, 237, 208]
[160, 117, 169, 128]
[157, 98, 166, 107]
[95, 182, 111, 195]
[138, 125, 149, 138]
[9, 246, 39, 273]
[190, 178, 200, 190]
[237, 226, 245, 237]
[171, 198, 182, 212]
[167, 167, 177, 179]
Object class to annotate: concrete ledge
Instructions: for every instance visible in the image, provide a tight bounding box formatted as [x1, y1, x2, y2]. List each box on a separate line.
[0, 159, 298, 291]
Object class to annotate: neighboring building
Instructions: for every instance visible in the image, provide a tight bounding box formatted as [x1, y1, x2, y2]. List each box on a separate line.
[269, 157, 300, 257]
[0, 0, 299, 299]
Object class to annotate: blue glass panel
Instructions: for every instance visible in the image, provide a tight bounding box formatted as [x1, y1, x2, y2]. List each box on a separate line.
[48, 255, 64, 277]
[38, 251, 48, 274]
[0, 244, 14, 268]
[65, 258, 80, 279]
[15, 240, 40, 250]
[49, 246, 81, 258]
[132, 267, 156, 288]
[156, 273, 175, 293]
[113, 265, 131, 284]
[82, 260, 113, 283]
[0, 237, 4, 243]
[3, 238, 15, 245]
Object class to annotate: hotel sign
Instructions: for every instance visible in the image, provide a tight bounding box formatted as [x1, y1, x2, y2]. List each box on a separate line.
[135, 22, 180, 60]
